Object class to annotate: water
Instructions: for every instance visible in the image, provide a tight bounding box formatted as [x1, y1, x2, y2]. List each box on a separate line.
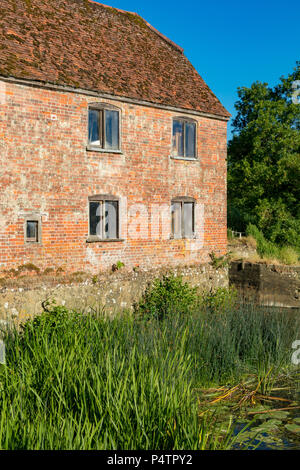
[233, 381, 300, 450]
[231, 305, 300, 449]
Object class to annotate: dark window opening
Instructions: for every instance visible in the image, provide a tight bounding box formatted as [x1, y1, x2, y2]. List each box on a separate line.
[26, 220, 39, 242]
[89, 200, 119, 240]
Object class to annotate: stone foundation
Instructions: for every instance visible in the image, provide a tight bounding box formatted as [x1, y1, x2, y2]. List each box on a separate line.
[0, 264, 228, 326]
[229, 261, 300, 308]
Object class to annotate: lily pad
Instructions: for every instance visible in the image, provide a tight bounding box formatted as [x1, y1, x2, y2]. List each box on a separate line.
[248, 405, 269, 413]
[285, 423, 300, 434]
[253, 419, 281, 432]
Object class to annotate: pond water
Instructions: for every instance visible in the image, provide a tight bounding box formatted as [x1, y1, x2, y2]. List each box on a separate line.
[222, 305, 300, 449]
[232, 376, 300, 450]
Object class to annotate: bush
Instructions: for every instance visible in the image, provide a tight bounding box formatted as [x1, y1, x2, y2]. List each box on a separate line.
[200, 286, 238, 313]
[135, 275, 198, 320]
[246, 224, 279, 258]
[21, 303, 82, 340]
[279, 246, 299, 265]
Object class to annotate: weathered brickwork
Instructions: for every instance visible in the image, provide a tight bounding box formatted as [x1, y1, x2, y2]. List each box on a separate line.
[0, 80, 227, 274]
[0, 0, 230, 119]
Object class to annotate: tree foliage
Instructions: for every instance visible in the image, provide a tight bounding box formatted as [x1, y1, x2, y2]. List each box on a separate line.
[228, 62, 300, 249]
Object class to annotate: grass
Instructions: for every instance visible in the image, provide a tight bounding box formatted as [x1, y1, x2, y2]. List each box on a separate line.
[246, 224, 300, 265]
[0, 296, 298, 450]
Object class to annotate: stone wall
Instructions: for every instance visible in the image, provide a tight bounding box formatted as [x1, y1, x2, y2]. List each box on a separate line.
[0, 264, 228, 326]
[229, 261, 300, 308]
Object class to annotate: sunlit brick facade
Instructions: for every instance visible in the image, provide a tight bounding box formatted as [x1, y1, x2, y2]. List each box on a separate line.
[0, 0, 229, 274]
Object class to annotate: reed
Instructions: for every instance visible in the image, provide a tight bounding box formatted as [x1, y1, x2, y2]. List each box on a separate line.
[0, 299, 298, 450]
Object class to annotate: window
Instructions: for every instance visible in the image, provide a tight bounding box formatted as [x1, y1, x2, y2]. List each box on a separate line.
[24, 216, 41, 243]
[88, 104, 120, 150]
[26, 221, 38, 242]
[171, 198, 195, 239]
[172, 118, 196, 158]
[88, 196, 120, 240]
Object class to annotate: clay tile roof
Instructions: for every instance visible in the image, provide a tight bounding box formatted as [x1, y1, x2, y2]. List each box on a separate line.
[0, 0, 230, 118]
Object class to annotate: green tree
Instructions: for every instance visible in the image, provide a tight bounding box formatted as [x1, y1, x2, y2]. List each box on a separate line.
[228, 62, 300, 248]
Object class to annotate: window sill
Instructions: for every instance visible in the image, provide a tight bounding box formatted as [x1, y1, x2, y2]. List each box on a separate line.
[86, 145, 122, 154]
[169, 155, 198, 161]
[86, 237, 125, 243]
[169, 236, 198, 240]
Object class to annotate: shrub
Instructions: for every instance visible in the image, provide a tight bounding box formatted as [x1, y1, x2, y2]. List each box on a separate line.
[200, 286, 238, 313]
[209, 251, 231, 269]
[279, 246, 299, 265]
[21, 303, 81, 340]
[135, 275, 198, 320]
[246, 224, 279, 259]
[112, 261, 125, 272]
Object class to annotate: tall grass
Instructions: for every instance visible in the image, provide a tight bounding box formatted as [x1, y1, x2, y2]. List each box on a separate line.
[246, 224, 299, 265]
[0, 301, 298, 450]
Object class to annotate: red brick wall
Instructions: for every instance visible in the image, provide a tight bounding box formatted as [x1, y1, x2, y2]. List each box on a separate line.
[0, 80, 227, 274]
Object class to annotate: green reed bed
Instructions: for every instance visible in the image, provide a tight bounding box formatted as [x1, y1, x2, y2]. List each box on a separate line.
[0, 281, 299, 450]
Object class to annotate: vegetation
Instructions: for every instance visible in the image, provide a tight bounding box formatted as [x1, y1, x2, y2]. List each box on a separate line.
[246, 224, 299, 265]
[0, 276, 299, 450]
[134, 274, 198, 320]
[228, 62, 300, 254]
[112, 261, 125, 272]
[209, 251, 232, 269]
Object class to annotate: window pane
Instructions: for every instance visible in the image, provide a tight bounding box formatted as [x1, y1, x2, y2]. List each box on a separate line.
[89, 202, 101, 236]
[183, 203, 194, 238]
[185, 122, 196, 157]
[171, 202, 181, 238]
[172, 120, 184, 157]
[26, 221, 38, 241]
[105, 201, 118, 239]
[105, 110, 119, 150]
[88, 109, 100, 145]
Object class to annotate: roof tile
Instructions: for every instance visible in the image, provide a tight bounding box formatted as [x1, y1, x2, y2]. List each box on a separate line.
[0, 0, 230, 118]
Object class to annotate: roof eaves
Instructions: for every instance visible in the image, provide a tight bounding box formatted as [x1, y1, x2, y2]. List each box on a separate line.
[0, 74, 231, 120]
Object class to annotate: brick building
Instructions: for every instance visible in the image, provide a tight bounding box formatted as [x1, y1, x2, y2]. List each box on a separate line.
[0, 0, 230, 274]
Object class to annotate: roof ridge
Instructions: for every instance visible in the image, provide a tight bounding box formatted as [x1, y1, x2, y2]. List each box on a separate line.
[88, 1, 184, 53]
[133, 13, 184, 53]
[1, 0, 230, 117]
[87, 0, 135, 16]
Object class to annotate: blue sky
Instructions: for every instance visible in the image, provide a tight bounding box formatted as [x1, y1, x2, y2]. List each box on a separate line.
[93, 0, 299, 138]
